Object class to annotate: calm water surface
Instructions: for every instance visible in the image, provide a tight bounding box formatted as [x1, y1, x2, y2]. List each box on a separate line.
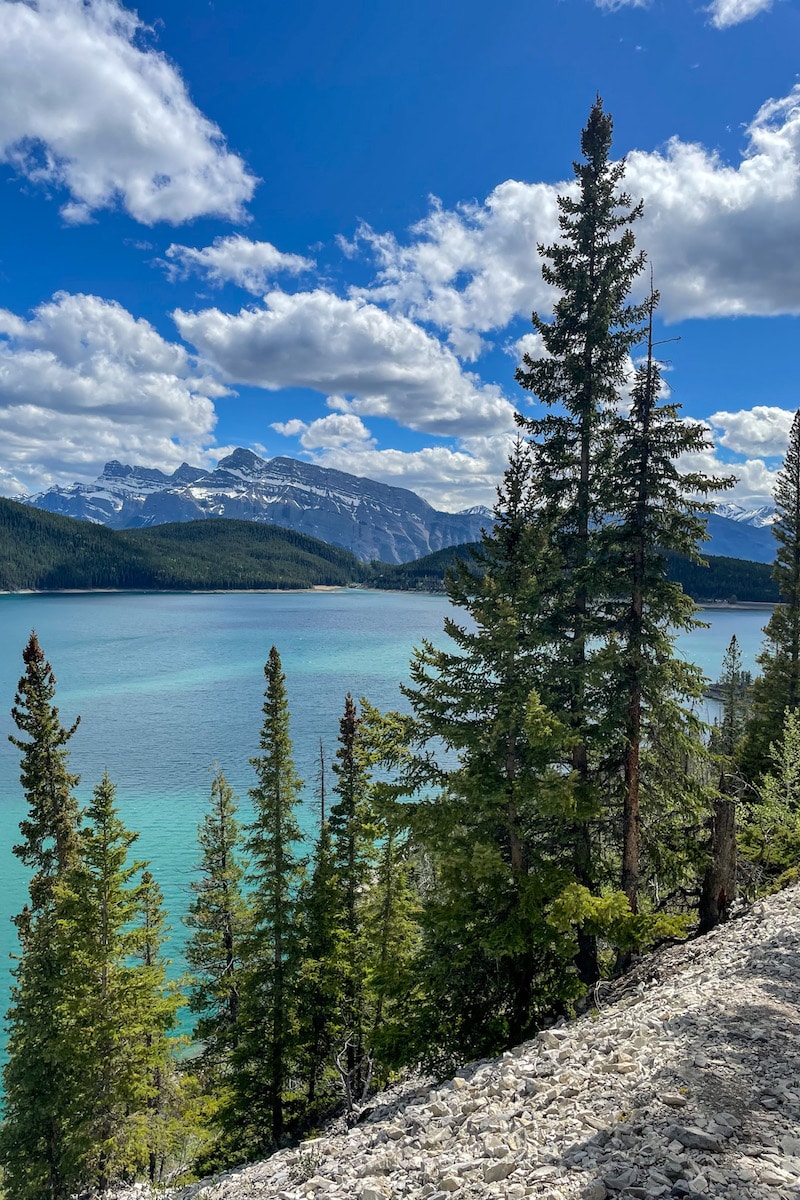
[0, 590, 773, 1057]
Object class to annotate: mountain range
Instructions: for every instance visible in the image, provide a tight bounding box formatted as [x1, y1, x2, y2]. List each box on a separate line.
[20, 451, 779, 565]
[22, 449, 490, 565]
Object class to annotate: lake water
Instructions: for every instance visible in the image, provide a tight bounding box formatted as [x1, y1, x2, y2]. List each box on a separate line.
[0, 590, 773, 1058]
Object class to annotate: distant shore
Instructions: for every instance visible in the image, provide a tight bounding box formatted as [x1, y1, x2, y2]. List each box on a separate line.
[697, 600, 775, 611]
[0, 584, 355, 596]
[0, 588, 778, 608]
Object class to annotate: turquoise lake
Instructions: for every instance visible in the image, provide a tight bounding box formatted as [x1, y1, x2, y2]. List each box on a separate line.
[0, 590, 774, 1058]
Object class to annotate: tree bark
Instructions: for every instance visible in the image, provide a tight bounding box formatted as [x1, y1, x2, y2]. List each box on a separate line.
[698, 796, 737, 932]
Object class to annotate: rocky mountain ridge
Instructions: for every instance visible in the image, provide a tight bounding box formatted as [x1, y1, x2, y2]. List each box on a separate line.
[115, 884, 800, 1200]
[20, 451, 779, 565]
[22, 450, 491, 565]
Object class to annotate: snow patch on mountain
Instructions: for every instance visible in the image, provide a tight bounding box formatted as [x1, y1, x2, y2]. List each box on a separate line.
[24, 451, 489, 564]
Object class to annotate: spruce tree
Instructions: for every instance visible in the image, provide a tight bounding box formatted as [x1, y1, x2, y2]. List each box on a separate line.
[233, 646, 306, 1153]
[740, 707, 800, 889]
[741, 408, 800, 780]
[54, 774, 181, 1192]
[362, 819, 421, 1077]
[603, 290, 732, 918]
[136, 868, 184, 1186]
[400, 442, 580, 1066]
[515, 98, 650, 982]
[185, 768, 248, 1158]
[8, 631, 82, 909]
[296, 741, 341, 1116]
[0, 633, 83, 1200]
[328, 694, 377, 1107]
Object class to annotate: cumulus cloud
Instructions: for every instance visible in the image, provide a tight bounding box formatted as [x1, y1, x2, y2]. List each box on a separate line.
[0, 0, 256, 224]
[272, 412, 375, 451]
[0, 292, 226, 495]
[709, 405, 795, 458]
[174, 290, 516, 438]
[708, 0, 774, 27]
[353, 86, 800, 340]
[679, 441, 778, 507]
[351, 183, 562, 357]
[165, 236, 314, 293]
[297, 433, 515, 512]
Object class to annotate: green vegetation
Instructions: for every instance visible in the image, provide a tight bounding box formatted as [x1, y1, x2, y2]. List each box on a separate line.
[1, 636, 181, 1199]
[0, 499, 369, 591]
[375, 543, 778, 604]
[0, 493, 780, 602]
[184, 769, 248, 1171]
[740, 409, 800, 779]
[3, 101, 799, 1197]
[232, 648, 307, 1156]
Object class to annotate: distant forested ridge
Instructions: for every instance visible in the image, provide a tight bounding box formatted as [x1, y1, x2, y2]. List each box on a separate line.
[0, 497, 779, 601]
[0, 498, 369, 591]
[372, 541, 779, 604]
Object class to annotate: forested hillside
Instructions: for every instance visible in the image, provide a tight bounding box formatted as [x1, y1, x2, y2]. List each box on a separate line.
[375, 541, 779, 603]
[0, 498, 368, 590]
[0, 496, 780, 599]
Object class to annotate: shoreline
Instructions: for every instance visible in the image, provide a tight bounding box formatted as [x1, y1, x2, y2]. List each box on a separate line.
[0, 589, 779, 608]
[0, 584, 356, 596]
[697, 600, 775, 611]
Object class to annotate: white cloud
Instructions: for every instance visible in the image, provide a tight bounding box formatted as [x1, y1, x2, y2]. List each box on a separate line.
[594, 0, 773, 20]
[682, 449, 778, 506]
[174, 289, 516, 438]
[594, 0, 649, 9]
[271, 418, 308, 439]
[298, 433, 515, 512]
[272, 413, 375, 451]
[353, 86, 800, 340]
[0, 292, 226, 495]
[165, 236, 314, 293]
[707, 0, 774, 27]
[709, 405, 796, 458]
[351, 183, 561, 357]
[0, 0, 256, 225]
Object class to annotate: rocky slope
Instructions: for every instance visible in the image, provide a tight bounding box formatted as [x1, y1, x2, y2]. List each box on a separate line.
[119, 884, 800, 1200]
[23, 450, 491, 564]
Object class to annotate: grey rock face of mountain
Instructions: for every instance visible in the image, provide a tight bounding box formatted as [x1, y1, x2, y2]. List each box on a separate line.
[25, 449, 491, 564]
[24, 448, 777, 565]
[704, 513, 776, 564]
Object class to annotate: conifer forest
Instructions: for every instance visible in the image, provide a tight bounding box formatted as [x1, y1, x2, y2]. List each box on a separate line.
[4, 102, 800, 1199]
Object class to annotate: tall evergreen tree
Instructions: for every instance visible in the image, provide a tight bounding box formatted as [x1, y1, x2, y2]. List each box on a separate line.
[233, 647, 306, 1153]
[296, 741, 341, 1116]
[54, 774, 181, 1193]
[400, 442, 580, 1066]
[515, 97, 650, 982]
[741, 409, 800, 780]
[0, 633, 83, 1200]
[136, 869, 184, 1186]
[8, 631, 82, 909]
[185, 768, 248, 1156]
[328, 694, 377, 1107]
[602, 290, 732, 918]
[362, 819, 421, 1077]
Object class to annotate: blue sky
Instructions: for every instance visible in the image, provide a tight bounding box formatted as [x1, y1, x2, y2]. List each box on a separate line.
[1, 0, 798, 511]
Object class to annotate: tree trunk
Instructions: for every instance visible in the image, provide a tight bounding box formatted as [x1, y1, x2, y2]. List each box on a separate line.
[698, 796, 737, 932]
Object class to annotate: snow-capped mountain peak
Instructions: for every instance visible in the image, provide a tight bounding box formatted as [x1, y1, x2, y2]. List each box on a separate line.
[22, 450, 489, 563]
[714, 502, 777, 529]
